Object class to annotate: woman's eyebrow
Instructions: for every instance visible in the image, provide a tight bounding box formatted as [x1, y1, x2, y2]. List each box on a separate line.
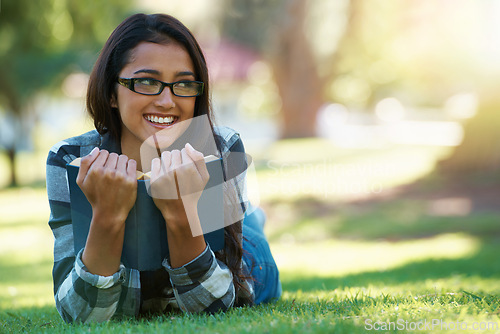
[133, 69, 160, 75]
[132, 69, 196, 78]
[176, 71, 195, 77]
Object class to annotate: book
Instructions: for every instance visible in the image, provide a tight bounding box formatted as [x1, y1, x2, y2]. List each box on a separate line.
[66, 155, 225, 271]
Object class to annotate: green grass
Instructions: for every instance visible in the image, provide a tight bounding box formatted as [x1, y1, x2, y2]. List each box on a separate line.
[1, 140, 499, 333]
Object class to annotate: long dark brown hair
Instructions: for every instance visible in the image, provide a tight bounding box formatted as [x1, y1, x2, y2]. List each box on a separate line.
[86, 13, 249, 304]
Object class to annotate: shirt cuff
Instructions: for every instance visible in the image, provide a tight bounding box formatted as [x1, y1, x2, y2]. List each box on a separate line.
[162, 244, 214, 286]
[75, 248, 126, 289]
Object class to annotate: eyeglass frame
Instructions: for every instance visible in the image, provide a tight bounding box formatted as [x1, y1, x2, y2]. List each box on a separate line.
[117, 77, 204, 97]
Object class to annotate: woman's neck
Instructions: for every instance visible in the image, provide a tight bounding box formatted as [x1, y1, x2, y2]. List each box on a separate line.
[120, 136, 144, 172]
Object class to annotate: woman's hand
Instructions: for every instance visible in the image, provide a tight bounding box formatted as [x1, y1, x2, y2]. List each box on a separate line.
[150, 143, 209, 267]
[76, 148, 138, 276]
[150, 143, 209, 229]
[77, 148, 138, 224]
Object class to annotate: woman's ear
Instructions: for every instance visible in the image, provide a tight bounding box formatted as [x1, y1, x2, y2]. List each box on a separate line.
[110, 94, 118, 108]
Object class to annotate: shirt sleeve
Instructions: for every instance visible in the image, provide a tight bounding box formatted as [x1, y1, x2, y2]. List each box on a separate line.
[163, 245, 235, 313]
[220, 132, 255, 304]
[46, 142, 140, 323]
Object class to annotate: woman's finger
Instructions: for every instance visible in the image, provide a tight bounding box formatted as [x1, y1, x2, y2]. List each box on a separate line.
[126, 158, 137, 179]
[104, 152, 119, 169]
[151, 154, 178, 200]
[185, 143, 209, 181]
[77, 147, 99, 186]
[91, 150, 109, 169]
[84, 149, 109, 182]
[161, 150, 172, 174]
[169, 150, 182, 170]
[151, 157, 161, 182]
[116, 154, 129, 174]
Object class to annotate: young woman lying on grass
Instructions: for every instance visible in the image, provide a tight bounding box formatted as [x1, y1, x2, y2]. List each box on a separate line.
[46, 13, 281, 323]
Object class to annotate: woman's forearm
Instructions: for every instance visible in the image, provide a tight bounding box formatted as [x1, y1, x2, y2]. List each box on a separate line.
[82, 211, 127, 276]
[163, 204, 206, 268]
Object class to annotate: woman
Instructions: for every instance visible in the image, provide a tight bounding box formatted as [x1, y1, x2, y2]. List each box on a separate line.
[46, 13, 281, 323]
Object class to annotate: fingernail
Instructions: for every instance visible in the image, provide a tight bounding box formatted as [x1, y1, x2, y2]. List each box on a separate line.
[186, 143, 194, 150]
[89, 147, 99, 155]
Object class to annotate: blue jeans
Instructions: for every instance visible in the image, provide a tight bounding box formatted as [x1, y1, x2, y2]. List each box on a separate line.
[242, 207, 282, 304]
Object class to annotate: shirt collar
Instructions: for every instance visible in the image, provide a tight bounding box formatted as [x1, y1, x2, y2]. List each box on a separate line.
[100, 132, 122, 154]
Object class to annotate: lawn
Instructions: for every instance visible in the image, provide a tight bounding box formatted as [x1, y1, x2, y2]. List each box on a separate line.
[1, 139, 499, 333]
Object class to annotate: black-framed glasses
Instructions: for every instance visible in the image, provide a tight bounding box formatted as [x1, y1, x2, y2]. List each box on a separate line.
[117, 78, 204, 97]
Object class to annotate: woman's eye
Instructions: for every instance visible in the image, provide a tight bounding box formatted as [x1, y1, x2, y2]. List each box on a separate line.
[177, 81, 193, 88]
[136, 78, 156, 86]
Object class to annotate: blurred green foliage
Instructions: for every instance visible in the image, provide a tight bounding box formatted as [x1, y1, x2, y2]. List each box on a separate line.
[0, 0, 133, 109]
[0, 0, 134, 185]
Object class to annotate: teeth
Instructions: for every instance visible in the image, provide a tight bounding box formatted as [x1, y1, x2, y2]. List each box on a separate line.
[146, 115, 175, 125]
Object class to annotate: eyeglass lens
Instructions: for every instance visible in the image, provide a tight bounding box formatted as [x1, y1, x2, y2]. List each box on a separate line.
[133, 79, 201, 96]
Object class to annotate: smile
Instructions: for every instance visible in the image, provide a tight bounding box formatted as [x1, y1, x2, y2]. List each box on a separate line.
[145, 115, 177, 126]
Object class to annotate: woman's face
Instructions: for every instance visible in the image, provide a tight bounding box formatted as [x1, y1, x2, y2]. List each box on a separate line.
[113, 41, 196, 152]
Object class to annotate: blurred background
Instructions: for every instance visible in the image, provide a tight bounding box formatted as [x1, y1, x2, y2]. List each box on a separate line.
[1, 0, 499, 311]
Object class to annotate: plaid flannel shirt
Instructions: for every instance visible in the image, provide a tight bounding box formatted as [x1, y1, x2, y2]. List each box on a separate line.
[46, 126, 254, 323]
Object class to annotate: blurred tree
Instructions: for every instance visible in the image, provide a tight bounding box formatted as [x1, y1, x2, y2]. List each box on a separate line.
[220, 0, 352, 138]
[435, 4, 500, 175]
[270, 0, 323, 138]
[438, 91, 500, 174]
[0, 0, 132, 186]
[326, 0, 500, 174]
[219, 0, 500, 171]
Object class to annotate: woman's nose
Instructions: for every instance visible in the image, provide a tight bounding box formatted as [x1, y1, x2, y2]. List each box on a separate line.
[154, 86, 175, 109]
